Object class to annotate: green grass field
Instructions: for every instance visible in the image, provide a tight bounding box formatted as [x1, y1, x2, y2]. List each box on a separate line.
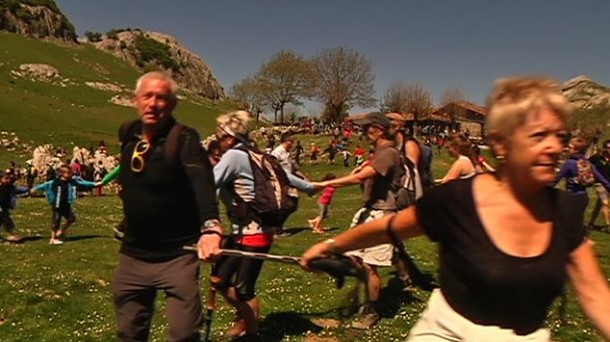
[0, 145, 609, 342]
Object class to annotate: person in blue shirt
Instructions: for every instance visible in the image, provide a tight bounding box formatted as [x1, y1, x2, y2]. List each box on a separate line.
[31, 164, 97, 245]
[553, 137, 610, 220]
[0, 171, 30, 242]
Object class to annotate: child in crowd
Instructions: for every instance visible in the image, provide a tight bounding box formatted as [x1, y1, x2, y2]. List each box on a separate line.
[0, 171, 29, 242]
[31, 164, 97, 245]
[309, 143, 320, 165]
[341, 148, 352, 167]
[473, 145, 495, 173]
[308, 173, 337, 234]
[354, 145, 365, 166]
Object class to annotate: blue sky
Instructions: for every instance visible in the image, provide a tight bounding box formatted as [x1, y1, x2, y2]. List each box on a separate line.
[56, 0, 610, 114]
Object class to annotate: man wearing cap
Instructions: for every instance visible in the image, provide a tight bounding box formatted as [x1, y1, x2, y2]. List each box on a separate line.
[311, 112, 404, 329]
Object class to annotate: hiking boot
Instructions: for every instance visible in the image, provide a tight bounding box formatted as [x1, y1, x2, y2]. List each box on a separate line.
[399, 275, 415, 292]
[227, 311, 247, 339]
[351, 311, 380, 330]
[351, 305, 380, 330]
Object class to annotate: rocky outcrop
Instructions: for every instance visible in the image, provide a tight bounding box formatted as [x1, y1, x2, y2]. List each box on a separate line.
[0, 1, 77, 42]
[109, 95, 134, 108]
[85, 81, 125, 93]
[10, 63, 73, 87]
[562, 75, 610, 109]
[92, 29, 225, 100]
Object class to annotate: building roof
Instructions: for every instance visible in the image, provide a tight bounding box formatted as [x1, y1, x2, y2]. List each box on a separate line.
[432, 101, 488, 116]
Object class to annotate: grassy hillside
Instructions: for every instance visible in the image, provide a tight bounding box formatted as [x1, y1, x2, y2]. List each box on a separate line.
[0, 31, 232, 166]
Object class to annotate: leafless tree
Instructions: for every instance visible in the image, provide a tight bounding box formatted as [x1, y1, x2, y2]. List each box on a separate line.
[382, 81, 432, 122]
[310, 46, 376, 123]
[440, 87, 466, 106]
[382, 81, 409, 113]
[440, 87, 468, 123]
[230, 76, 266, 122]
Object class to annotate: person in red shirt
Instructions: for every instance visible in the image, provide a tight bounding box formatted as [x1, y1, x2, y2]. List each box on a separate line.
[308, 173, 337, 234]
[354, 145, 365, 166]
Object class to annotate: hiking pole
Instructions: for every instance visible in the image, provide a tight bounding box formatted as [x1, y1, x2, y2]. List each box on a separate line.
[386, 218, 438, 292]
[183, 246, 368, 289]
[184, 246, 300, 264]
[202, 276, 219, 342]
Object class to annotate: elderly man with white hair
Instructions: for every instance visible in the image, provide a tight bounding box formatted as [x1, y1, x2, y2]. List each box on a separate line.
[112, 71, 222, 342]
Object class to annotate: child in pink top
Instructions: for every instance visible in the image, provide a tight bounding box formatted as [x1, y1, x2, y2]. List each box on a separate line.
[308, 173, 337, 234]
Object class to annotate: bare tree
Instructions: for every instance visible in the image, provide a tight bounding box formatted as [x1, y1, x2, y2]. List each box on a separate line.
[440, 87, 466, 106]
[257, 50, 314, 123]
[311, 46, 376, 123]
[382, 82, 432, 122]
[382, 81, 410, 113]
[404, 84, 433, 122]
[440, 87, 467, 124]
[230, 76, 266, 122]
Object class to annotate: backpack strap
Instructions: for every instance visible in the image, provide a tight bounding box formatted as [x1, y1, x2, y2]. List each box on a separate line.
[165, 123, 185, 167]
[118, 120, 140, 152]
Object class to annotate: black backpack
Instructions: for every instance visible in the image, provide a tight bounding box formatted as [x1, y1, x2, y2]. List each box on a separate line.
[231, 144, 298, 228]
[393, 151, 422, 210]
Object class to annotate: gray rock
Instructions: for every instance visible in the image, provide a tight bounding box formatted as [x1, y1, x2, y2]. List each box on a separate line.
[562, 75, 610, 109]
[0, 3, 77, 42]
[92, 29, 225, 100]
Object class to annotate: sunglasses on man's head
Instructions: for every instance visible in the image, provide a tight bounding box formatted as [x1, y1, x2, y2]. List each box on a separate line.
[131, 140, 150, 173]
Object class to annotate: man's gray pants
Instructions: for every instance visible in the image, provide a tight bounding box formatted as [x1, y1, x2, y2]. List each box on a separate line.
[113, 253, 203, 342]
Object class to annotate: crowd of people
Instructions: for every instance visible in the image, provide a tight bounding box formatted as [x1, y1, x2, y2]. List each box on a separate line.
[2, 72, 610, 341]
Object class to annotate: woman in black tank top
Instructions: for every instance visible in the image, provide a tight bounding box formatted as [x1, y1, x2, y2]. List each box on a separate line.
[301, 77, 610, 341]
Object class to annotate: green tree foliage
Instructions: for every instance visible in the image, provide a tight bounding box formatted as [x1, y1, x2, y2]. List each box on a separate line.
[105, 29, 120, 40]
[84, 30, 102, 42]
[311, 46, 376, 123]
[133, 35, 179, 71]
[257, 50, 314, 123]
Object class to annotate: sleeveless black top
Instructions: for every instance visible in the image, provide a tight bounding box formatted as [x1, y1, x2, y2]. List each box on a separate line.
[416, 177, 587, 335]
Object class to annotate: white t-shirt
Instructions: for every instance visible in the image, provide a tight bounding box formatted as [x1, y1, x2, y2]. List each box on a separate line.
[271, 144, 292, 174]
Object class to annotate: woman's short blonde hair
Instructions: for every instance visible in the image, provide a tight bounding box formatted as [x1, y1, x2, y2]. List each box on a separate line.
[486, 77, 572, 137]
[216, 110, 252, 140]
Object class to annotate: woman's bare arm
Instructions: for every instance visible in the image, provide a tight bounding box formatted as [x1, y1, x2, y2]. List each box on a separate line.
[567, 239, 610, 340]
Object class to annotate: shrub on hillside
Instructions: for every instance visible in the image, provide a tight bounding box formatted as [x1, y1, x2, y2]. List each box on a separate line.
[106, 29, 119, 40]
[134, 35, 179, 71]
[84, 30, 102, 42]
